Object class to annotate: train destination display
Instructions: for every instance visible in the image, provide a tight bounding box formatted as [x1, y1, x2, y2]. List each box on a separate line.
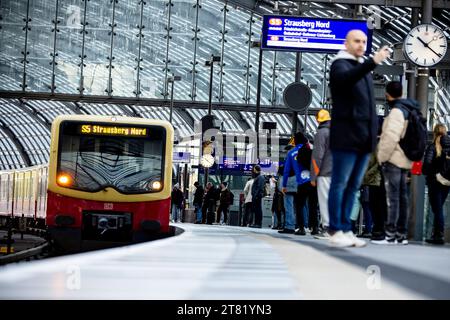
[261, 15, 372, 54]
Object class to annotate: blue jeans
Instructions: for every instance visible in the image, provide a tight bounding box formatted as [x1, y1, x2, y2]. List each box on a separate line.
[382, 162, 409, 237]
[284, 193, 296, 230]
[328, 150, 370, 232]
[171, 204, 181, 222]
[194, 204, 202, 223]
[428, 179, 450, 233]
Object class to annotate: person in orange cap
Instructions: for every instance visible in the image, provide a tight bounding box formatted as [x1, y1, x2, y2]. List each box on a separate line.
[311, 109, 332, 239]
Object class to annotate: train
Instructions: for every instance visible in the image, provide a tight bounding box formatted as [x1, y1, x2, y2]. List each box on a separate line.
[0, 115, 174, 252]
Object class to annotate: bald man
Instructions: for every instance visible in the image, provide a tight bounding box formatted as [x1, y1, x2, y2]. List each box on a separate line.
[327, 30, 390, 248]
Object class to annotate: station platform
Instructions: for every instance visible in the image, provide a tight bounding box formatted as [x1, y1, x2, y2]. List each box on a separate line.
[0, 224, 449, 299]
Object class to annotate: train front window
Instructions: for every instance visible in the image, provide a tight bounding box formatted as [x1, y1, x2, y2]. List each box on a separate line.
[57, 122, 165, 193]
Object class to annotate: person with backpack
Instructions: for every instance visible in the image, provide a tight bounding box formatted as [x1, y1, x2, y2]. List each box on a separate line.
[423, 124, 450, 245]
[376, 81, 423, 245]
[281, 131, 317, 236]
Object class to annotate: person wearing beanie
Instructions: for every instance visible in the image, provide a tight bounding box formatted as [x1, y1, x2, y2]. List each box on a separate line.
[311, 109, 332, 239]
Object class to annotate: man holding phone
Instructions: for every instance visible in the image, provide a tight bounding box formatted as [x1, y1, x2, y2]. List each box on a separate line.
[327, 30, 391, 247]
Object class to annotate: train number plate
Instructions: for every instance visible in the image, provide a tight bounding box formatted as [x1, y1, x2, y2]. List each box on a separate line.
[104, 203, 114, 210]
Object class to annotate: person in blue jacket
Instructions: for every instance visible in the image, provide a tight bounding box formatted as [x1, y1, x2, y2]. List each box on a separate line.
[281, 131, 318, 235]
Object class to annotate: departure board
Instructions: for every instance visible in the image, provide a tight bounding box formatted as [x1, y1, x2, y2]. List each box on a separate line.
[261, 15, 373, 54]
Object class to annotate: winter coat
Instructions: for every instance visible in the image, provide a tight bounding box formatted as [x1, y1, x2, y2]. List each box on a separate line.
[363, 151, 382, 187]
[243, 179, 254, 203]
[329, 50, 378, 153]
[171, 189, 184, 206]
[377, 99, 421, 169]
[220, 188, 232, 206]
[271, 189, 284, 213]
[193, 185, 204, 206]
[282, 143, 311, 188]
[310, 121, 332, 182]
[422, 135, 450, 183]
[251, 173, 265, 199]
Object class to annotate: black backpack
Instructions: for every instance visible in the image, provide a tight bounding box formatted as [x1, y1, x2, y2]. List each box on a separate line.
[397, 105, 427, 161]
[296, 143, 312, 169]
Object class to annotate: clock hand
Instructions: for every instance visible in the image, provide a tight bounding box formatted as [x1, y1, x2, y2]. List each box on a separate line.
[417, 36, 429, 47]
[426, 45, 443, 58]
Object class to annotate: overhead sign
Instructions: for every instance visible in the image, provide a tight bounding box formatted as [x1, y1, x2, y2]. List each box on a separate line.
[173, 152, 191, 163]
[261, 15, 373, 54]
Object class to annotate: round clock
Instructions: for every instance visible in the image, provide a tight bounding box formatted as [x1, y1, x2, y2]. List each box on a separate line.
[200, 154, 215, 168]
[403, 24, 448, 67]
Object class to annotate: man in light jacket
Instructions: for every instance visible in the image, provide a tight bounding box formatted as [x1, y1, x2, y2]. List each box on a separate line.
[376, 81, 420, 245]
[242, 178, 254, 226]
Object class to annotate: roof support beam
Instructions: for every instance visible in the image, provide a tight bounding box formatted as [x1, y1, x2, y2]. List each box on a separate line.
[0, 120, 32, 167]
[17, 99, 51, 130]
[175, 108, 195, 129]
[230, 111, 251, 131]
[0, 91, 323, 115]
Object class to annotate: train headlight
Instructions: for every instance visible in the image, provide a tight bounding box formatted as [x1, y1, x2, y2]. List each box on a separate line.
[57, 173, 71, 186]
[151, 180, 162, 191]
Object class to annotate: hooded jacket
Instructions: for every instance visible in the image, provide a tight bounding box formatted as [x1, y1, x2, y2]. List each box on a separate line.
[329, 51, 378, 153]
[282, 143, 311, 188]
[310, 120, 332, 181]
[377, 99, 421, 169]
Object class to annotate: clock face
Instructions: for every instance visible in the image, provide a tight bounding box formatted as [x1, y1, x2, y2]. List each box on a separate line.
[201, 154, 215, 168]
[404, 24, 448, 67]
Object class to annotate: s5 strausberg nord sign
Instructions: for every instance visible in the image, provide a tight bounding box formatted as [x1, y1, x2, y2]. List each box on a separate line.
[261, 15, 373, 54]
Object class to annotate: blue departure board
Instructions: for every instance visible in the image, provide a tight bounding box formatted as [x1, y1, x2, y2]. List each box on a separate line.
[261, 15, 373, 54]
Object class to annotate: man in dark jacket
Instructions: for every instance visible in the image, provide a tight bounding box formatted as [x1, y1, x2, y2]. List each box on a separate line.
[250, 165, 265, 228]
[193, 181, 204, 224]
[217, 182, 233, 225]
[171, 184, 184, 223]
[328, 30, 390, 247]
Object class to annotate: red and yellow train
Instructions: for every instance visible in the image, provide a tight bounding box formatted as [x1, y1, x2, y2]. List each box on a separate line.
[0, 115, 174, 251]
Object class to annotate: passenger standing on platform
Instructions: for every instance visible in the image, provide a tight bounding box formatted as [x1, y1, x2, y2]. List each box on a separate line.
[271, 180, 284, 230]
[278, 147, 297, 234]
[328, 29, 390, 247]
[201, 182, 210, 223]
[217, 182, 232, 225]
[311, 109, 332, 239]
[423, 124, 450, 245]
[243, 177, 254, 226]
[376, 81, 421, 245]
[362, 117, 388, 241]
[193, 181, 204, 224]
[281, 131, 317, 236]
[171, 184, 184, 223]
[203, 182, 215, 224]
[250, 165, 265, 228]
